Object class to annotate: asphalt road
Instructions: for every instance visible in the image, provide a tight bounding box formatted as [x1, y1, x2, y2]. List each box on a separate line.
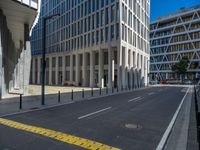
[0, 86, 188, 150]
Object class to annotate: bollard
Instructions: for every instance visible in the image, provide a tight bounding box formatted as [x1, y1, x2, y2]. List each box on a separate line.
[91, 88, 93, 97]
[112, 87, 114, 93]
[117, 86, 119, 92]
[71, 90, 74, 101]
[122, 86, 123, 91]
[99, 87, 101, 95]
[106, 86, 108, 94]
[58, 91, 61, 103]
[19, 94, 22, 109]
[82, 89, 84, 99]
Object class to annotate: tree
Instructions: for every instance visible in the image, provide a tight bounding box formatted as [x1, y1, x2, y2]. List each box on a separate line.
[171, 56, 189, 82]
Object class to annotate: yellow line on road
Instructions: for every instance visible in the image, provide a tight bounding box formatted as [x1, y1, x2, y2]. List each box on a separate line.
[0, 118, 120, 150]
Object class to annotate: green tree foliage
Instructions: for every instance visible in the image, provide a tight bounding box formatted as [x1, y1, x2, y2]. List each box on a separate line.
[171, 56, 189, 75]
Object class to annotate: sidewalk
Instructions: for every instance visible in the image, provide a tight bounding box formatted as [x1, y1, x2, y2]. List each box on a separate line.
[0, 86, 146, 117]
[163, 87, 199, 150]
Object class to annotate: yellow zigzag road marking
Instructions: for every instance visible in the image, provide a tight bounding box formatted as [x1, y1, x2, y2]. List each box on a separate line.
[0, 118, 120, 150]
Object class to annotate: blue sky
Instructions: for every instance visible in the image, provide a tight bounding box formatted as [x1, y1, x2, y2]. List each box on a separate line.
[151, 0, 200, 21]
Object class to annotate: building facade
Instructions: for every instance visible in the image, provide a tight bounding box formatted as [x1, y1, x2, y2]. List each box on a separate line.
[150, 5, 200, 82]
[31, 0, 150, 89]
[0, 0, 38, 98]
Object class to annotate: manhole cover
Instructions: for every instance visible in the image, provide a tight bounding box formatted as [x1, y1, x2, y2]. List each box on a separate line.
[125, 124, 142, 129]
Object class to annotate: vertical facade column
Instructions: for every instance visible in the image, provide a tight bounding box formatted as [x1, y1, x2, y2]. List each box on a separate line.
[130, 51, 133, 89]
[138, 55, 142, 87]
[62, 55, 66, 84]
[144, 56, 148, 86]
[108, 47, 114, 88]
[70, 54, 73, 81]
[32, 58, 35, 84]
[76, 54, 80, 86]
[135, 53, 138, 88]
[0, 32, 2, 98]
[99, 49, 104, 88]
[90, 51, 95, 87]
[82, 52, 87, 86]
[55, 56, 58, 85]
[122, 47, 128, 89]
[117, 47, 122, 89]
[37, 57, 41, 84]
[49, 56, 52, 85]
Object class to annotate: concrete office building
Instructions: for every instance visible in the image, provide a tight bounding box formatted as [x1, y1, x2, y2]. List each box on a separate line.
[150, 5, 200, 81]
[0, 0, 38, 98]
[31, 0, 150, 89]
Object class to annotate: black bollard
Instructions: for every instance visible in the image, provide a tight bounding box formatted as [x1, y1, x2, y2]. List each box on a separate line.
[99, 87, 101, 95]
[82, 89, 84, 98]
[91, 88, 93, 97]
[19, 94, 22, 109]
[71, 90, 74, 101]
[58, 91, 60, 103]
[106, 86, 108, 94]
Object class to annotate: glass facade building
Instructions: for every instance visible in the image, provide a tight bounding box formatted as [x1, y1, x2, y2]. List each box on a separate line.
[150, 5, 200, 81]
[31, 0, 150, 88]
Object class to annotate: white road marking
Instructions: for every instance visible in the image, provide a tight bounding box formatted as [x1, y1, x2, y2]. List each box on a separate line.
[128, 97, 142, 102]
[78, 107, 112, 119]
[148, 92, 155, 95]
[156, 87, 190, 150]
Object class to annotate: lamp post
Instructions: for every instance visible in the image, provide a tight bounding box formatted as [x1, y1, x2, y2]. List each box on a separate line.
[41, 14, 60, 105]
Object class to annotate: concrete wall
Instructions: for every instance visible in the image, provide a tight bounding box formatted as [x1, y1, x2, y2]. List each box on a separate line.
[0, 10, 31, 99]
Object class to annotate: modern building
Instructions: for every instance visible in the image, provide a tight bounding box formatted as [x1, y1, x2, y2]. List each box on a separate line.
[150, 5, 200, 82]
[0, 0, 38, 98]
[31, 0, 150, 89]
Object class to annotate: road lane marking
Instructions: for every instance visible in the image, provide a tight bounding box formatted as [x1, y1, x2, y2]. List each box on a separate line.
[156, 87, 190, 150]
[128, 97, 142, 102]
[78, 107, 112, 119]
[0, 117, 120, 150]
[148, 92, 155, 95]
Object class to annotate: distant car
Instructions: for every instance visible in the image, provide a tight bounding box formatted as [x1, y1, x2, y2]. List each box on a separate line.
[63, 81, 77, 86]
[183, 80, 193, 85]
[160, 80, 167, 84]
[149, 80, 158, 85]
[166, 80, 182, 84]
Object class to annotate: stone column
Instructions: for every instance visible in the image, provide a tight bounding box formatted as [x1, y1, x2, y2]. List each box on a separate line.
[82, 52, 87, 86]
[108, 47, 114, 88]
[32, 58, 35, 84]
[55, 56, 58, 85]
[122, 47, 128, 89]
[117, 47, 122, 89]
[49, 56, 52, 85]
[130, 51, 133, 89]
[99, 49, 104, 88]
[76, 54, 80, 86]
[90, 51, 95, 87]
[37, 57, 41, 84]
[70, 54, 73, 81]
[62, 55, 66, 84]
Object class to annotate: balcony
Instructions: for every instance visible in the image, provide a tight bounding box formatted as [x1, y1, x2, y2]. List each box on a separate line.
[16, 0, 38, 10]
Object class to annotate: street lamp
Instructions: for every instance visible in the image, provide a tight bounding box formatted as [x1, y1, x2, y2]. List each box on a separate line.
[41, 14, 60, 105]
